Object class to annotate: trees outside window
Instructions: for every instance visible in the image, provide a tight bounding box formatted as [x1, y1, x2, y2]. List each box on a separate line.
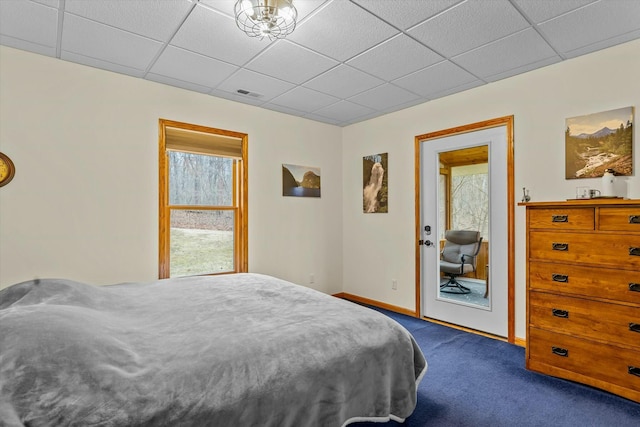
[450, 164, 489, 240]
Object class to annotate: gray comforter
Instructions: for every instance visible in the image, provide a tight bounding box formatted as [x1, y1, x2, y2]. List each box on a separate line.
[0, 273, 426, 427]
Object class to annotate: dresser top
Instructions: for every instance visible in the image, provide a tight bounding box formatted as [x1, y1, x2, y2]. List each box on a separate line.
[518, 199, 640, 207]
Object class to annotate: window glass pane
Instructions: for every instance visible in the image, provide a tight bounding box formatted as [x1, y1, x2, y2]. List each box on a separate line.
[169, 151, 233, 206]
[451, 164, 489, 239]
[170, 209, 234, 277]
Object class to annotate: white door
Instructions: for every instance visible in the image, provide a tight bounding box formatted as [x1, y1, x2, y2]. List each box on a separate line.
[420, 126, 508, 337]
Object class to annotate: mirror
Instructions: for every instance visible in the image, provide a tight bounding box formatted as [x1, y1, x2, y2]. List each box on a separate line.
[437, 145, 489, 308]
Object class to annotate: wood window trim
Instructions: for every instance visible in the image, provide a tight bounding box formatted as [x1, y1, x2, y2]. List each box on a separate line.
[158, 119, 248, 279]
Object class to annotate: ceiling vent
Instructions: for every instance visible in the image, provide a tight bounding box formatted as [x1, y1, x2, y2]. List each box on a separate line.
[236, 89, 263, 98]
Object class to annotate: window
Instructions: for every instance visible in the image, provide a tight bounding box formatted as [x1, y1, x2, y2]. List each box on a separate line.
[450, 164, 489, 239]
[438, 146, 489, 240]
[159, 119, 247, 278]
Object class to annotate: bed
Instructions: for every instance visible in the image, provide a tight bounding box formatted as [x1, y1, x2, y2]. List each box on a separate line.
[0, 273, 426, 426]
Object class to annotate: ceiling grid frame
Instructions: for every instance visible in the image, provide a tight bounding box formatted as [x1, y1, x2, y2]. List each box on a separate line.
[1, 0, 638, 126]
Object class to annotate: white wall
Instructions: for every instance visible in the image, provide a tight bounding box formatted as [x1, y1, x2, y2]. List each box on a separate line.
[0, 46, 344, 295]
[342, 39, 640, 339]
[2, 40, 639, 340]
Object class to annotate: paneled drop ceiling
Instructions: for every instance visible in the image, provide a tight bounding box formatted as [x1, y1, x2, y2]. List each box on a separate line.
[1, 0, 639, 126]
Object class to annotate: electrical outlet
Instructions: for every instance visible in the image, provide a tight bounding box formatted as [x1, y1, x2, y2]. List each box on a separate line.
[392, 279, 397, 290]
[309, 273, 315, 284]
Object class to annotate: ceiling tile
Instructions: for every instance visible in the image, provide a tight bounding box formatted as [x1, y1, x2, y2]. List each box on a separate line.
[512, 0, 597, 23]
[341, 111, 384, 126]
[33, 0, 59, 7]
[454, 29, 559, 80]
[352, 0, 459, 30]
[538, 0, 640, 55]
[261, 102, 308, 117]
[563, 29, 640, 59]
[347, 34, 443, 81]
[245, 40, 338, 84]
[146, 72, 213, 94]
[269, 86, 339, 113]
[312, 100, 376, 122]
[0, 35, 56, 58]
[284, 0, 331, 20]
[1, 0, 639, 127]
[286, 0, 399, 61]
[60, 51, 146, 78]
[216, 69, 295, 101]
[348, 83, 420, 110]
[302, 113, 342, 126]
[380, 97, 426, 114]
[64, 0, 193, 41]
[201, 0, 329, 21]
[208, 88, 266, 106]
[197, 0, 237, 17]
[483, 56, 561, 83]
[149, 46, 238, 89]
[408, 0, 529, 57]
[393, 61, 479, 98]
[304, 65, 384, 98]
[61, 14, 163, 71]
[428, 80, 485, 101]
[171, 4, 270, 66]
[0, 0, 58, 54]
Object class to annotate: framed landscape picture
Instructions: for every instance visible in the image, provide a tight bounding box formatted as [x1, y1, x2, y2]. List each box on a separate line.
[282, 164, 321, 197]
[565, 106, 634, 179]
[363, 153, 388, 213]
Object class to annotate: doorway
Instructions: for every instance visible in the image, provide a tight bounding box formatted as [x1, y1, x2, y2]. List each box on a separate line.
[414, 116, 515, 342]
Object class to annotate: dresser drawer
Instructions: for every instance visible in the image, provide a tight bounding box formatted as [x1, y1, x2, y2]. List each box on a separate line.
[529, 291, 640, 349]
[528, 261, 640, 304]
[599, 207, 640, 232]
[528, 327, 640, 396]
[529, 208, 594, 230]
[529, 231, 640, 269]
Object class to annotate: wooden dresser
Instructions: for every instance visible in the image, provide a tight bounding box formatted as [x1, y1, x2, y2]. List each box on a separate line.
[522, 199, 640, 402]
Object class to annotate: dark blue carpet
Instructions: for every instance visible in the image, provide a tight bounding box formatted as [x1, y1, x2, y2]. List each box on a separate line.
[354, 307, 640, 427]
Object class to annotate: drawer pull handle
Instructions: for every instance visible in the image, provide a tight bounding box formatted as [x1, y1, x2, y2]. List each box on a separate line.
[552, 347, 568, 357]
[629, 215, 640, 224]
[630, 283, 640, 292]
[629, 323, 640, 333]
[552, 274, 568, 283]
[630, 247, 640, 256]
[552, 243, 569, 251]
[552, 215, 568, 223]
[552, 308, 569, 318]
[629, 366, 640, 377]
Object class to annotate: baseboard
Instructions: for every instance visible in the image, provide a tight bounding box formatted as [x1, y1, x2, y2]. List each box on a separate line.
[332, 292, 418, 317]
[334, 292, 526, 348]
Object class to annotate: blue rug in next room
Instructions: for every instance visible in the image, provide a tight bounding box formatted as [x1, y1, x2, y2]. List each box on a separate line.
[353, 307, 640, 427]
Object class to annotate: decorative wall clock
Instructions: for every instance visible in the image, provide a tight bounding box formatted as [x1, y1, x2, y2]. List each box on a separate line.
[0, 152, 16, 187]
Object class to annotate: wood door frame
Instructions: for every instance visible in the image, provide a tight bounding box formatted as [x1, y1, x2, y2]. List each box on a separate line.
[414, 116, 515, 343]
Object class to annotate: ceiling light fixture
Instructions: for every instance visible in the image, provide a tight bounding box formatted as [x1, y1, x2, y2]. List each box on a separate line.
[234, 0, 298, 40]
